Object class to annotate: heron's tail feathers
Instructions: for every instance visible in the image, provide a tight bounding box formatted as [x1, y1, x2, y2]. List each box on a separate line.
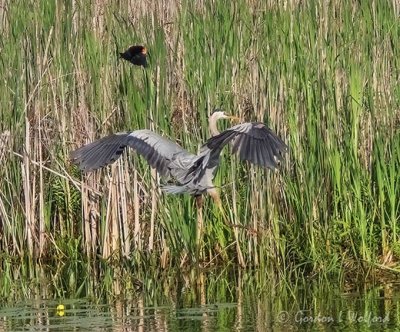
[161, 185, 188, 194]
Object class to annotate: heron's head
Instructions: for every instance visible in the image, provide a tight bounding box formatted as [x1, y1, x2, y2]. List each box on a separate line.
[210, 109, 240, 122]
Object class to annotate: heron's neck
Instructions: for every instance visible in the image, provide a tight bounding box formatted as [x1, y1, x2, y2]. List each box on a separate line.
[209, 119, 220, 136]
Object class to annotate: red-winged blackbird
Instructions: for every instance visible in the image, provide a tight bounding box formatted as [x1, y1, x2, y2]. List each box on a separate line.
[120, 45, 147, 67]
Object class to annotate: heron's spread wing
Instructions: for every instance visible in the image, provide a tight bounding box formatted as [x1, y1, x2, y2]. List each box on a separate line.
[204, 122, 288, 169]
[70, 130, 196, 178]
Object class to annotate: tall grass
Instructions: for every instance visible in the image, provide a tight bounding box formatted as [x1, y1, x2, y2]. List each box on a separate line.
[0, 0, 399, 301]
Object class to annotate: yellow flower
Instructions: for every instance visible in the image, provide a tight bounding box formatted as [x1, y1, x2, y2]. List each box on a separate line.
[56, 304, 65, 316]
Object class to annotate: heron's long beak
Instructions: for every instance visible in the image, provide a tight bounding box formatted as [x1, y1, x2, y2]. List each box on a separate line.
[228, 115, 241, 122]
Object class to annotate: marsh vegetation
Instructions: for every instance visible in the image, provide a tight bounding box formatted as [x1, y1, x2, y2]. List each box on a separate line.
[0, 0, 399, 303]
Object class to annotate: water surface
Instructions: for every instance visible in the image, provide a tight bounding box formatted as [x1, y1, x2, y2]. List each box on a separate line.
[1, 281, 398, 331]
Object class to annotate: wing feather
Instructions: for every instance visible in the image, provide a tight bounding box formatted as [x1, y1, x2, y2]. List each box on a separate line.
[70, 130, 196, 180]
[239, 136, 252, 164]
[204, 122, 287, 170]
[260, 141, 276, 168]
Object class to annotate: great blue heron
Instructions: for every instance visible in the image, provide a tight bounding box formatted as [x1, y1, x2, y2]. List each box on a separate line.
[120, 45, 148, 67]
[70, 110, 288, 208]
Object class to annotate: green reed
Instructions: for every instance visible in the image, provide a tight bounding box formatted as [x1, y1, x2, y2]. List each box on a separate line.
[0, 0, 399, 301]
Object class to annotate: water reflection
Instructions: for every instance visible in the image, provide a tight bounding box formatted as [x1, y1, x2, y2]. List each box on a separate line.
[0, 273, 399, 331]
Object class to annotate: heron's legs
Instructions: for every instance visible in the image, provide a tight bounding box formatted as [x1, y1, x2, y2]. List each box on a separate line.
[207, 188, 245, 267]
[207, 188, 228, 220]
[195, 195, 204, 261]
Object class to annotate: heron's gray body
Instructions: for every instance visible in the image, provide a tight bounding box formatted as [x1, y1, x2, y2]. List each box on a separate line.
[71, 115, 288, 197]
